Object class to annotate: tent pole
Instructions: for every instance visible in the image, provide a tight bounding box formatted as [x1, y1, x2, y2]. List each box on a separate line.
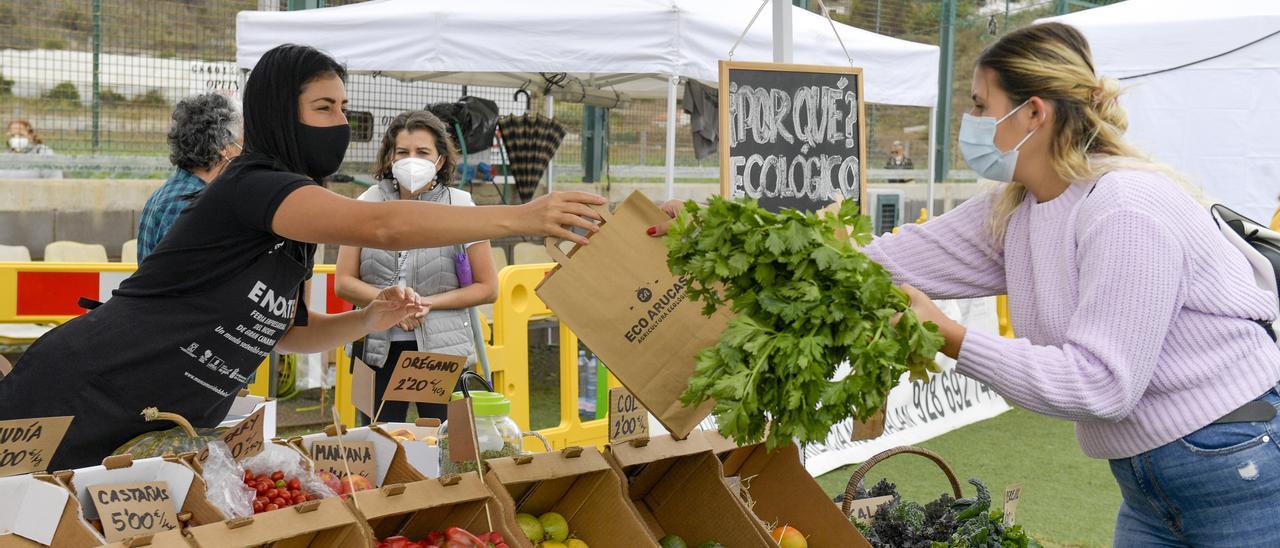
[772, 0, 793, 63]
[665, 74, 678, 201]
[927, 106, 937, 219]
[546, 94, 555, 192]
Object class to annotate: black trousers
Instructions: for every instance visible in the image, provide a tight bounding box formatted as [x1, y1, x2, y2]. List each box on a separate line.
[359, 340, 449, 424]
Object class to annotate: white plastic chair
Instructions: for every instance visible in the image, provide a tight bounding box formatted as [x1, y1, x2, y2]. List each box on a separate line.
[44, 241, 109, 263]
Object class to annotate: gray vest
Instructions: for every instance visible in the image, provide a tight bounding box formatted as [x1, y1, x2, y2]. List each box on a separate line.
[357, 181, 476, 368]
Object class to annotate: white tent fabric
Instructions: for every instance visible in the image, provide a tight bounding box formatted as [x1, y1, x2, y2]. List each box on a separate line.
[1043, 1, 1280, 222]
[235, 0, 939, 108]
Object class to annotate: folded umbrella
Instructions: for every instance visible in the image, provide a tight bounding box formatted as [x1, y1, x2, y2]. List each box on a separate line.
[498, 113, 566, 203]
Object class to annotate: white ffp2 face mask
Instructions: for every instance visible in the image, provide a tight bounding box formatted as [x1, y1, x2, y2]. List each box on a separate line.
[392, 157, 440, 194]
[958, 100, 1037, 183]
[8, 136, 30, 151]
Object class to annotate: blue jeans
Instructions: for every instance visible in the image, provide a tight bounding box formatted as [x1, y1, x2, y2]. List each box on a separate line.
[1111, 386, 1280, 547]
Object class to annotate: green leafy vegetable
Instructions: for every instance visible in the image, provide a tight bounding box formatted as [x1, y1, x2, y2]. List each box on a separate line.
[664, 196, 944, 448]
[853, 478, 1041, 548]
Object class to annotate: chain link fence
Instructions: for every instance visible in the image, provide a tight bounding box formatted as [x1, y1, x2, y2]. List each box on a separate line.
[0, 0, 1118, 183]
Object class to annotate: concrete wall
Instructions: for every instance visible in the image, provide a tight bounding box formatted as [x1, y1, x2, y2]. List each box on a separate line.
[0, 179, 164, 260]
[0, 179, 986, 261]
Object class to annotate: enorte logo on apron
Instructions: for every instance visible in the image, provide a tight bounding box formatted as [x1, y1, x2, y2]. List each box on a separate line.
[177, 240, 308, 400]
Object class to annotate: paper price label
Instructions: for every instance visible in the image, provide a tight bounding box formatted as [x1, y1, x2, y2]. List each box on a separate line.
[608, 387, 649, 444]
[0, 416, 73, 477]
[847, 495, 895, 525]
[1003, 483, 1024, 526]
[384, 352, 467, 404]
[311, 440, 377, 481]
[197, 405, 266, 464]
[446, 399, 478, 463]
[89, 481, 179, 542]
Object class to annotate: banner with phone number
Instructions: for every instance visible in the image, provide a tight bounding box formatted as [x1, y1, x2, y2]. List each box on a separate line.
[664, 297, 1010, 476]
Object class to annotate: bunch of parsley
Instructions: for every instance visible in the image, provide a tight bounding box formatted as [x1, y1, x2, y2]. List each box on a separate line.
[664, 196, 943, 448]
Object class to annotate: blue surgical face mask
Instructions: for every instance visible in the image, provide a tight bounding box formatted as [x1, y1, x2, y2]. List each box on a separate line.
[958, 100, 1036, 183]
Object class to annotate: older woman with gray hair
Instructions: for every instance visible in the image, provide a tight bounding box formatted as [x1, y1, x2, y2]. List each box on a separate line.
[136, 92, 243, 261]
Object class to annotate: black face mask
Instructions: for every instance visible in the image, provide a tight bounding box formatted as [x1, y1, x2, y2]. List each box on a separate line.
[294, 121, 350, 179]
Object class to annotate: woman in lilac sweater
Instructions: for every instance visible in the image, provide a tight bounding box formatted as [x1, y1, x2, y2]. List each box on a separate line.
[872, 23, 1280, 545]
[653, 23, 1280, 545]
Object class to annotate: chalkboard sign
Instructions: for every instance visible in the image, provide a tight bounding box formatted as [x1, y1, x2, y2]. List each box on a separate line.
[719, 61, 867, 214]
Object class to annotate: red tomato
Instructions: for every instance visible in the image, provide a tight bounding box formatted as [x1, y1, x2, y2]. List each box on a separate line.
[255, 474, 269, 484]
[252, 500, 264, 513]
[271, 471, 285, 481]
[272, 497, 287, 507]
[381, 537, 411, 548]
[287, 478, 301, 491]
[292, 493, 307, 505]
[268, 488, 281, 499]
[255, 483, 269, 496]
[243, 470, 254, 483]
[265, 503, 278, 512]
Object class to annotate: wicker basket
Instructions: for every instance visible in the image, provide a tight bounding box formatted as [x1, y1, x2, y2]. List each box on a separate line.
[840, 446, 965, 518]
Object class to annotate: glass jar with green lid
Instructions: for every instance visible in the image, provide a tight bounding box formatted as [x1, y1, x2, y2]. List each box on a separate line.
[438, 390, 523, 475]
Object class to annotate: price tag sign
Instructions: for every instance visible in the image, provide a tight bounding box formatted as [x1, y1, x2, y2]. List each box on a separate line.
[608, 387, 649, 445]
[311, 440, 377, 481]
[446, 399, 477, 463]
[847, 495, 894, 525]
[197, 405, 266, 464]
[0, 416, 73, 477]
[1003, 483, 1024, 526]
[88, 481, 179, 542]
[383, 351, 467, 405]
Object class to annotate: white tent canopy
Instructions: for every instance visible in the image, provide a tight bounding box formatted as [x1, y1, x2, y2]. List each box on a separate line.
[1043, 0, 1280, 222]
[236, 0, 939, 107]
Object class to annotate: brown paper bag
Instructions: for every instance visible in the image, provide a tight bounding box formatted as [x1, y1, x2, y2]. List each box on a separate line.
[536, 191, 731, 438]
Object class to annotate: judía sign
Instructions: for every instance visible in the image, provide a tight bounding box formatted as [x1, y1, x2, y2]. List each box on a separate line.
[719, 61, 867, 214]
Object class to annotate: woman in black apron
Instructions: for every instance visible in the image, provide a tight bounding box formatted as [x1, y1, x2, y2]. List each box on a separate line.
[0, 44, 605, 471]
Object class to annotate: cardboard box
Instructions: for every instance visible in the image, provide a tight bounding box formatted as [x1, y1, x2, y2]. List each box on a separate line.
[64, 455, 226, 543]
[485, 446, 655, 548]
[99, 528, 195, 548]
[0, 474, 100, 547]
[605, 435, 774, 548]
[183, 496, 372, 548]
[351, 474, 521, 544]
[295, 426, 426, 488]
[379, 420, 441, 479]
[218, 394, 278, 441]
[703, 432, 871, 548]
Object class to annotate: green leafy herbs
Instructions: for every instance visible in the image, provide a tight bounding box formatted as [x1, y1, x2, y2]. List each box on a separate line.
[853, 478, 1042, 548]
[664, 196, 944, 448]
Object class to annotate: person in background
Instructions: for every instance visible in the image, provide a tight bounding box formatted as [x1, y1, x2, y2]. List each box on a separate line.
[6, 120, 54, 155]
[884, 140, 914, 183]
[336, 110, 499, 422]
[136, 93, 244, 261]
[3, 119, 61, 179]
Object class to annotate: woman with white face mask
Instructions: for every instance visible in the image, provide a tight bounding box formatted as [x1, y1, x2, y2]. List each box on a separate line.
[5, 120, 53, 155]
[2, 119, 61, 179]
[335, 110, 500, 423]
[652, 22, 1280, 544]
